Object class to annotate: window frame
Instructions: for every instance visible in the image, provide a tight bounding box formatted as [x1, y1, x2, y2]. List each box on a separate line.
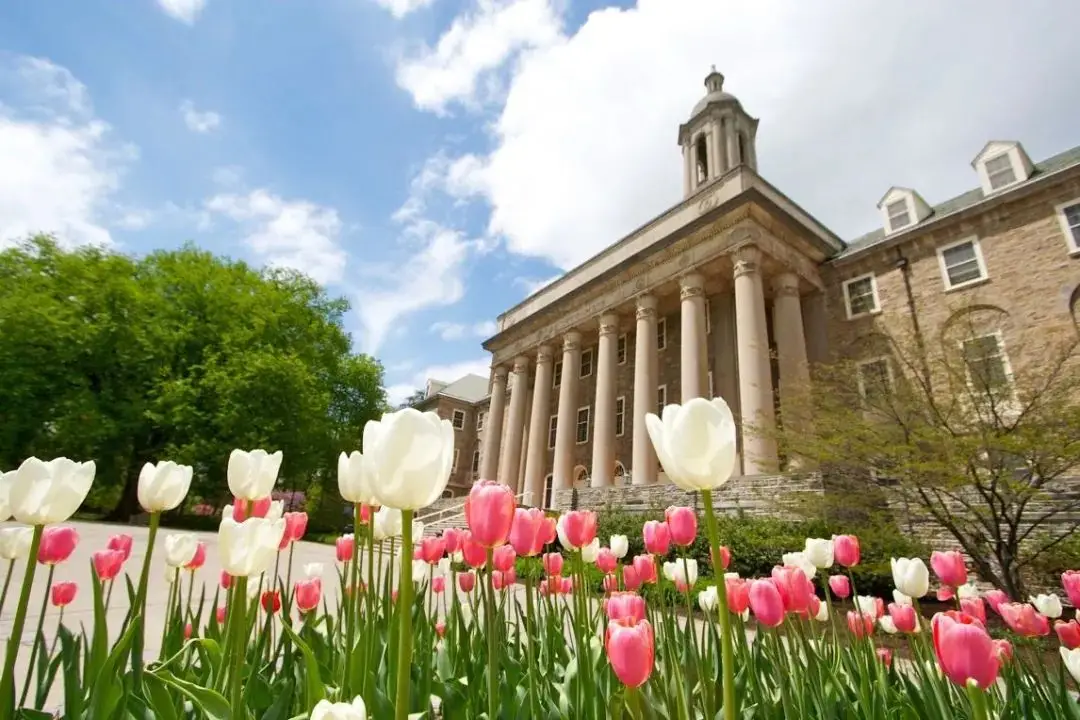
[704, 301, 712, 335]
[552, 360, 562, 389]
[476, 411, 486, 431]
[855, 356, 894, 403]
[886, 198, 911, 232]
[657, 384, 667, 413]
[617, 333, 628, 365]
[657, 317, 667, 351]
[960, 331, 1015, 395]
[615, 395, 626, 437]
[1056, 198, 1080, 254]
[936, 236, 989, 291]
[471, 448, 480, 474]
[842, 273, 881, 319]
[575, 406, 591, 445]
[984, 153, 1018, 192]
[451, 409, 466, 430]
[547, 415, 558, 450]
[580, 348, 594, 378]
[452, 448, 459, 473]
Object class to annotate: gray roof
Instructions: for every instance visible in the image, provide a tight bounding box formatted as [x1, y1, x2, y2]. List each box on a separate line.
[430, 373, 490, 404]
[840, 144, 1080, 259]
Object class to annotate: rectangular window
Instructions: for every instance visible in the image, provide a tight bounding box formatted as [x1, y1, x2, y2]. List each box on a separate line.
[657, 385, 667, 413]
[705, 301, 712, 334]
[985, 154, 1016, 190]
[842, 274, 879, 318]
[938, 238, 987, 289]
[615, 396, 626, 437]
[476, 411, 486, 430]
[886, 199, 911, 231]
[471, 449, 480, 473]
[856, 358, 892, 405]
[617, 334, 627, 365]
[1057, 201, 1080, 252]
[451, 409, 466, 430]
[553, 360, 562, 388]
[576, 407, 590, 444]
[580, 348, 593, 378]
[708, 370, 714, 399]
[548, 415, 558, 449]
[452, 448, 459, 473]
[657, 317, 667, 350]
[963, 334, 1011, 391]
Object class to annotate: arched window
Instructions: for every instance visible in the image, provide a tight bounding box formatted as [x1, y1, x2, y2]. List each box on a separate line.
[573, 465, 590, 489]
[613, 462, 627, 486]
[543, 474, 553, 509]
[695, 134, 709, 183]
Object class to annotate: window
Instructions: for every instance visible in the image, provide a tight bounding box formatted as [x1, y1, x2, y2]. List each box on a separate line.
[886, 199, 911, 231]
[617, 334, 628, 365]
[476, 411, 486, 431]
[452, 448, 459, 473]
[985, 154, 1017, 191]
[553, 360, 562, 388]
[576, 407, 590, 444]
[657, 317, 667, 350]
[1057, 200, 1080, 252]
[543, 475, 554, 509]
[580, 348, 593, 378]
[856, 358, 893, 405]
[937, 238, 987, 290]
[657, 385, 667, 413]
[708, 371, 714, 399]
[615, 396, 626, 437]
[962, 334, 1012, 391]
[548, 415, 558, 449]
[451, 409, 466, 430]
[842, 274, 880, 318]
[471, 449, 480, 474]
[705, 301, 712, 334]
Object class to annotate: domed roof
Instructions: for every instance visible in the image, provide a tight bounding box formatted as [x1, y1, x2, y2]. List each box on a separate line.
[689, 67, 741, 118]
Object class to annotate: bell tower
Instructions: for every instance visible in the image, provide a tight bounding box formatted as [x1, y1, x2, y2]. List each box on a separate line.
[677, 67, 759, 198]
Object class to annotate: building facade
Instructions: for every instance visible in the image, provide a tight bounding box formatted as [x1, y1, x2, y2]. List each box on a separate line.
[431, 69, 1080, 505]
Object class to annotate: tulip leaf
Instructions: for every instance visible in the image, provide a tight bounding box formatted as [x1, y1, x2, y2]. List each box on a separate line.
[152, 669, 231, 720]
[143, 672, 179, 720]
[258, 679, 294, 720]
[88, 560, 108, 687]
[87, 615, 137, 720]
[280, 618, 325, 708]
[58, 625, 84, 720]
[14, 709, 52, 720]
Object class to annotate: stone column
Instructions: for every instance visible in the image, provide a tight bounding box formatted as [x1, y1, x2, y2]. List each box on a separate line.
[498, 355, 530, 490]
[717, 118, 729, 173]
[733, 245, 779, 474]
[480, 364, 508, 479]
[680, 272, 708, 400]
[552, 331, 582, 492]
[772, 273, 812, 462]
[523, 345, 554, 507]
[689, 140, 699, 191]
[727, 123, 740, 167]
[632, 295, 659, 486]
[682, 145, 692, 197]
[703, 132, 714, 182]
[591, 313, 619, 487]
[712, 123, 723, 176]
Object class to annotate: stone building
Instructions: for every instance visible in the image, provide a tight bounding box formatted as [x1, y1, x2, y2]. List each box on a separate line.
[431, 69, 1080, 508]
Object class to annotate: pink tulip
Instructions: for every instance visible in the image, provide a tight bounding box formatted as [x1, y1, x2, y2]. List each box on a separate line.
[606, 592, 646, 623]
[51, 582, 77, 608]
[605, 618, 654, 688]
[492, 544, 516, 573]
[539, 516, 557, 546]
[876, 647, 893, 668]
[833, 535, 860, 567]
[828, 575, 850, 599]
[280, 512, 308, 548]
[936, 586, 955, 602]
[106, 534, 133, 561]
[749, 579, 785, 627]
[295, 578, 321, 613]
[1056, 619, 1080, 649]
[358, 503, 374, 525]
[412, 547, 422, 560]
[542, 552, 564, 576]
[888, 603, 919, 633]
[39, 526, 78, 565]
[419, 537, 447, 564]
[261, 591, 281, 614]
[726, 577, 750, 615]
[336, 535, 354, 563]
[435, 620, 446, 638]
[1064, 571, 1080, 607]
[846, 611, 874, 638]
[642, 521, 671, 555]
[465, 480, 517, 547]
[999, 602, 1050, 637]
[632, 555, 657, 584]
[603, 575, 618, 593]
[232, 496, 272, 522]
[538, 578, 554, 596]
[216, 606, 227, 624]
[493, 570, 516, 590]
[186, 541, 207, 570]
[458, 572, 476, 593]
[432, 576, 446, 594]
[992, 639, 1013, 663]
[558, 511, 598, 549]
[622, 565, 642, 591]
[985, 589, 1009, 616]
[664, 507, 697, 547]
[508, 508, 550, 557]
[92, 549, 125, 581]
[932, 612, 999, 689]
[771, 566, 814, 614]
[220, 571, 233, 589]
[595, 548, 618, 575]
[559, 576, 573, 594]
[961, 597, 987, 626]
[184, 623, 193, 639]
[461, 533, 488, 569]
[443, 528, 465, 554]
[712, 546, 731, 570]
[930, 550, 968, 588]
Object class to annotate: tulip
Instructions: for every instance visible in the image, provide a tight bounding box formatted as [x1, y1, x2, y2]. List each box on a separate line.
[833, 534, 860, 567]
[542, 552, 563, 576]
[1062, 647, 1080, 684]
[51, 581, 76, 607]
[336, 535, 354, 563]
[726, 577, 751, 615]
[557, 510, 598, 550]
[432, 576, 446, 594]
[888, 602, 920, 633]
[220, 571, 232, 589]
[461, 534, 487, 568]
[311, 696, 368, 720]
[493, 570, 516, 590]
[623, 565, 641, 591]
[781, 551, 816, 580]
[137, 461, 193, 513]
[38, 526, 78, 565]
[507, 507, 549, 557]
[219, 517, 286, 577]
[893, 589, 913, 606]
[999, 602, 1050, 636]
[771, 565, 814, 614]
[304, 562, 323, 579]
[186, 541, 207, 571]
[106, 533, 133, 561]
[993, 639, 1013, 663]
[632, 555, 657, 584]
[664, 506, 697, 547]
[164, 533, 199, 567]
[956, 583, 979, 600]
[418, 537, 446, 565]
[847, 611, 874, 638]
[580, 537, 600, 564]
[373, 506, 404, 541]
[0, 470, 11, 521]
[749, 579, 785, 627]
[698, 585, 718, 613]
[609, 535, 628, 559]
[891, 557, 929, 598]
[216, 606, 227, 624]
[645, 397, 737, 491]
[92, 549, 125, 581]
[458, 572, 475, 593]
[803, 538, 834, 569]
[855, 595, 885, 619]
[466, 480, 517, 547]
[932, 612, 999, 689]
[183, 623, 193, 639]
[607, 592, 647, 623]
[261, 590, 282, 614]
[961, 597, 987, 625]
[435, 621, 446, 638]
[712, 545, 731, 571]
[1063, 570, 1080, 607]
[559, 576, 573, 594]
[7, 456, 95, 525]
[227, 449, 282, 501]
[877, 648, 893, 668]
[364, 408, 454, 510]
[985, 589, 1009, 615]
[828, 575, 851, 599]
[281, 512, 308, 548]
[642, 520, 671, 556]
[0, 526, 33, 560]
[605, 618, 655, 688]
[295, 578, 321, 613]
[1030, 593, 1063, 619]
[878, 616, 898, 634]
[596, 548, 618, 575]
[1056, 619, 1080, 649]
[663, 559, 698, 588]
[492, 544, 516, 573]
[338, 450, 378, 506]
[930, 550, 967, 588]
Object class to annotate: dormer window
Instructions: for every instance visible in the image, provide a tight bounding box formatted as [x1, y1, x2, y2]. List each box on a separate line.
[878, 187, 930, 235]
[985, 154, 1017, 191]
[886, 199, 911, 231]
[972, 141, 1032, 195]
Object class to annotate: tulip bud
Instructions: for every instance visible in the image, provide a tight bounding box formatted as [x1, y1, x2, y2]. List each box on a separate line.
[781, 552, 816, 580]
[888, 602, 920, 633]
[595, 548, 618, 575]
[184, 623, 193, 639]
[281, 512, 308, 548]
[107, 534, 133, 561]
[8, 457, 95, 525]
[664, 507, 697, 547]
[662, 559, 698, 588]
[138, 461, 193, 513]
[164, 533, 199, 567]
[435, 620, 446, 638]
[609, 535, 628, 559]
[726, 577, 751, 615]
[1030, 593, 1063, 619]
[0, 526, 34, 560]
[632, 554, 658, 584]
[261, 590, 282, 614]
[602, 575, 618, 593]
[876, 647, 893, 668]
[985, 589, 1009, 615]
[38, 526, 78, 565]
[310, 696, 368, 720]
[295, 578, 322, 613]
[338, 451, 378, 506]
[605, 618, 654, 688]
[51, 581, 77, 607]
[365, 409, 454, 511]
[216, 606, 227, 624]
[930, 550, 968, 588]
[542, 552, 563, 576]
[219, 516, 286, 577]
[228, 449, 283, 501]
[1063, 571, 1080, 608]
[847, 611, 874, 638]
[93, 549, 125, 581]
[432, 576, 446, 594]
[645, 398, 737, 491]
[461, 533, 487, 569]
[508, 508, 551, 557]
[373, 507, 403, 541]
[220, 571, 233, 589]
[622, 565, 641, 591]
[698, 585, 718, 613]
[457, 572, 476, 593]
[803, 538, 834, 569]
[828, 575, 850, 599]
[961, 597, 987, 625]
[749, 579, 784, 627]
[932, 612, 1000, 689]
[492, 544, 516, 573]
[833, 534, 860, 567]
[466, 480, 517, 548]
[336, 535, 355, 563]
[557, 511, 598, 550]
[642, 521, 671, 556]
[304, 562, 324, 579]
[185, 542, 207, 571]
[891, 557, 929, 599]
[1062, 647, 1080, 684]
[999, 602, 1050, 636]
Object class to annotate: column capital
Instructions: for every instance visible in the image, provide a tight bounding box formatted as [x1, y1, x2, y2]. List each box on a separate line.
[536, 344, 555, 365]
[512, 355, 530, 374]
[563, 330, 582, 353]
[598, 313, 620, 337]
[492, 365, 509, 381]
[679, 271, 705, 300]
[635, 293, 657, 320]
[732, 244, 762, 279]
[772, 272, 800, 298]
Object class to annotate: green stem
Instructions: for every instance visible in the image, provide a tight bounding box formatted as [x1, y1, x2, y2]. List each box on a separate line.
[19, 564, 54, 707]
[0, 559, 14, 618]
[343, 505, 361, 693]
[485, 546, 499, 720]
[104, 578, 115, 615]
[131, 511, 161, 688]
[967, 681, 989, 720]
[185, 568, 195, 623]
[0, 524, 43, 716]
[701, 489, 737, 720]
[364, 516, 376, 705]
[159, 568, 179, 657]
[229, 575, 248, 711]
[627, 685, 645, 720]
[394, 510, 414, 720]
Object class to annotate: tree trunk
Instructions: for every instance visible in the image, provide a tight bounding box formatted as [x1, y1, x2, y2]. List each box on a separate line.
[104, 460, 143, 522]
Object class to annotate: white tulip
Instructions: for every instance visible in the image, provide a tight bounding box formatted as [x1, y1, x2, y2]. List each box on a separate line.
[855, 595, 879, 616]
[364, 409, 454, 511]
[782, 551, 817, 580]
[7, 457, 95, 525]
[219, 516, 286, 577]
[311, 696, 368, 720]
[663, 559, 698, 587]
[803, 538, 834, 569]
[165, 567, 178, 584]
[137, 461, 193, 513]
[266, 500, 284, 521]
[413, 520, 425, 540]
[891, 557, 929, 599]
[338, 451, 378, 506]
[412, 559, 429, 584]
[1061, 647, 1080, 684]
[303, 563, 324, 579]
[227, 449, 283, 501]
[698, 585, 718, 613]
[0, 470, 14, 522]
[580, 537, 600, 564]
[724, 572, 740, 581]
[893, 589, 913, 606]
[0, 526, 34, 560]
[435, 557, 452, 579]
[452, 551, 464, 564]
[609, 535, 629, 559]
[1030, 593, 1063, 618]
[879, 616, 898, 634]
[644, 397, 737, 491]
[814, 600, 829, 622]
[956, 583, 980, 600]
[373, 506, 403, 541]
[164, 533, 199, 567]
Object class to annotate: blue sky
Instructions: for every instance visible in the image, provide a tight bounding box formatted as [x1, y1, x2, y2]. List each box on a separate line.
[2, 0, 1078, 405]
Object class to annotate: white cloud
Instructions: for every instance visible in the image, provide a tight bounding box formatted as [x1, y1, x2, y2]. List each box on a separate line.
[205, 189, 348, 284]
[116, 208, 154, 230]
[417, 0, 1080, 270]
[180, 100, 221, 133]
[157, 0, 207, 24]
[430, 319, 497, 340]
[385, 356, 491, 406]
[395, 0, 563, 114]
[372, 0, 438, 20]
[0, 56, 131, 248]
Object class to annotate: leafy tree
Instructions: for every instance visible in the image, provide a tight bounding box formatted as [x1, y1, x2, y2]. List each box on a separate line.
[0, 236, 388, 519]
[400, 388, 427, 409]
